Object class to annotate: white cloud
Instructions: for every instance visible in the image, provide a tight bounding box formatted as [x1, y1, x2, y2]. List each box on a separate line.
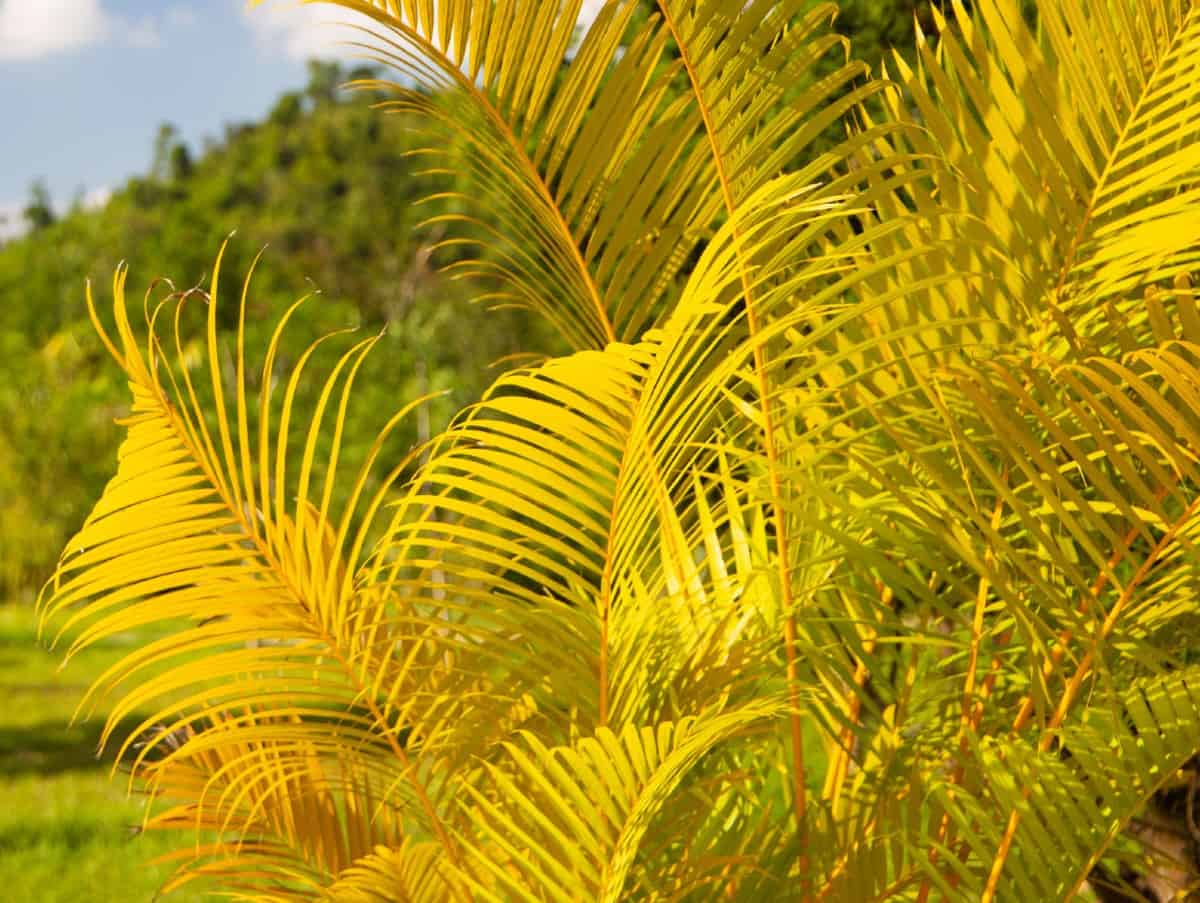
[0, 0, 110, 62]
[0, 200, 27, 243]
[166, 5, 196, 29]
[242, 0, 374, 62]
[244, 0, 607, 63]
[81, 185, 111, 210]
[0, 0, 182, 61]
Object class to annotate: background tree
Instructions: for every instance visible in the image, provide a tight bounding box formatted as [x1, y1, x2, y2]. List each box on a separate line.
[22, 180, 55, 232]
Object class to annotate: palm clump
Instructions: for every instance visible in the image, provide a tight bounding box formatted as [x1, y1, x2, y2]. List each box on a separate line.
[39, 0, 1200, 899]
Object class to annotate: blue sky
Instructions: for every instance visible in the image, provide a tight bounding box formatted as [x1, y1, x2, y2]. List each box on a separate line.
[0, 0, 406, 238]
[0, 0, 606, 240]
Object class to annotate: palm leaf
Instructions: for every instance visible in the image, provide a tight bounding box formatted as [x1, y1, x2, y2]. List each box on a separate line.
[453, 704, 780, 902]
[39, 250, 459, 891]
[298, 0, 884, 349]
[323, 840, 449, 903]
[40, 0, 1200, 898]
[887, 0, 1200, 340]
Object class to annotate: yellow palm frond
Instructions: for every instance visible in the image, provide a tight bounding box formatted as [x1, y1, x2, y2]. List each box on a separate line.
[40, 249, 461, 892]
[140, 714, 409, 900]
[40, 0, 1200, 899]
[324, 840, 450, 902]
[887, 0, 1200, 347]
[453, 704, 780, 902]
[297, 0, 884, 348]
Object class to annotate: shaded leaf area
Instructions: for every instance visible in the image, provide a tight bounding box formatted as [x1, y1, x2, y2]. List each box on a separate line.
[0, 717, 143, 779]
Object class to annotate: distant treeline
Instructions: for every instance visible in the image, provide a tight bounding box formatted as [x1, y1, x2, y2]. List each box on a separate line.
[0, 61, 551, 596]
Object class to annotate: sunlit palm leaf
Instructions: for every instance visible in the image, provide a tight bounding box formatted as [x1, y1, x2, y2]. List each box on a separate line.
[38, 251, 459, 892]
[323, 840, 450, 902]
[41, 0, 1200, 899]
[298, 0, 884, 349]
[887, 0, 1200, 344]
[453, 704, 780, 902]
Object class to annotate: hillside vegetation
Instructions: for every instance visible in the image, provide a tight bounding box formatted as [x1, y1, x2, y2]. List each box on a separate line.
[0, 61, 547, 596]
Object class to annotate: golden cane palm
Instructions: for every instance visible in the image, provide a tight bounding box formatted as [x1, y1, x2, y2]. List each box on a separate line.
[38, 0, 1200, 899]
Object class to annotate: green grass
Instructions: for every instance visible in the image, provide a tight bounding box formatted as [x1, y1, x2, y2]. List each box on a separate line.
[0, 604, 214, 902]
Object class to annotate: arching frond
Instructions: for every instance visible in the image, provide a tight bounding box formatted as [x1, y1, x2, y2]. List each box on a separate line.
[886, 0, 1200, 346]
[452, 705, 781, 903]
[293, 0, 886, 348]
[323, 841, 450, 903]
[140, 715, 410, 900]
[39, 251, 461, 893]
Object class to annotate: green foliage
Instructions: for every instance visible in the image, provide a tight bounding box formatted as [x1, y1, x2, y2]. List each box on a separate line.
[0, 62, 547, 597]
[0, 606, 212, 903]
[30, 0, 1200, 900]
[21, 181, 56, 233]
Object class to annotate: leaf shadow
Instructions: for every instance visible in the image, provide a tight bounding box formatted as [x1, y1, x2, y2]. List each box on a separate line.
[0, 713, 153, 779]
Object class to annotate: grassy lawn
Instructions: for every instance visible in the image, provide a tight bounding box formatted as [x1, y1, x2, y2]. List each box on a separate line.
[0, 604, 213, 902]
